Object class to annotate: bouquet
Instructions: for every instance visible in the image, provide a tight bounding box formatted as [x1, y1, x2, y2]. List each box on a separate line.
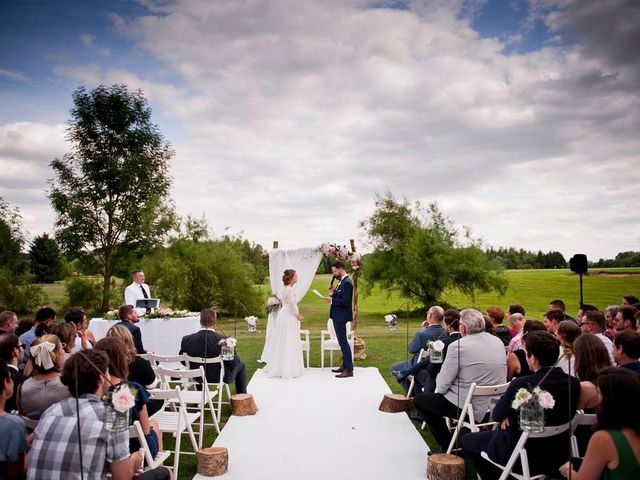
[384, 314, 397, 323]
[512, 386, 555, 410]
[219, 337, 237, 349]
[245, 316, 258, 326]
[267, 294, 282, 315]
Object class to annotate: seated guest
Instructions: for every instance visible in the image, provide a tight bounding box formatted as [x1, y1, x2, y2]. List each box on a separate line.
[580, 310, 615, 365]
[393, 309, 461, 394]
[462, 331, 580, 479]
[0, 333, 27, 413]
[14, 319, 34, 339]
[0, 360, 28, 479]
[508, 304, 525, 317]
[576, 303, 598, 324]
[106, 325, 157, 388]
[95, 337, 162, 457]
[19, 307, 55, 363]
[414, 308, 506, 451]
[180, 308, 247, 394]
[391, 306, 444, 392]
[50, 322, 77, 363]
[622, 295, 640, 306]
[575, 333, 611, 410]
[507, 313, 526, 351]
[0, 311, 18, 334]
[613, 330, 640, 373]
[116, 304, 146, 354]
[555, 320, 582, 376]
[506, 320, 546, 380]
[559, 368, 640, 479]
[615, 305, 639, 332]
[64, 308, 96, 352]
[27, 350, 170, 480]
[549, 299, 576, 321]
[19, 335, 69, 419]
[487, 306, 510, 346]
[543, 308, 565, 335]
[603, 305, 619, 341]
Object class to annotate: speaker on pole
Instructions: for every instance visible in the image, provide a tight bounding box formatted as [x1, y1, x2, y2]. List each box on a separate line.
[569, 254, 588, 307]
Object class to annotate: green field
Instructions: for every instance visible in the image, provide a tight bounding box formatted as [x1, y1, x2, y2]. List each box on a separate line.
[35, 268, 639, 478]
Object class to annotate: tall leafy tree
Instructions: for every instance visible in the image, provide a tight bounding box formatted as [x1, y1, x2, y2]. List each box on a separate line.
[360, 192, 507, 307]
[49, 84, 176, 311]
[29, 233, 65, 283]
[0, 198, 46, 312]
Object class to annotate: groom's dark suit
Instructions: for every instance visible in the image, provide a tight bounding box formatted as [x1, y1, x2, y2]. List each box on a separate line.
[330, 274, 354, 372]
[179, 329, 247, 394]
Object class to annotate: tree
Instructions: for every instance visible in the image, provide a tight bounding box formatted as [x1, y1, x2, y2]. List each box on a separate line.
[29, 233, 65, 283]
[49, 84, 177, 311]
[360, 192, 507, 307]
[0, 198, 46, 312]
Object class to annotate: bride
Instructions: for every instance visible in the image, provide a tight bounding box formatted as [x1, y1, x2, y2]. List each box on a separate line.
[263, 269, 304, 378]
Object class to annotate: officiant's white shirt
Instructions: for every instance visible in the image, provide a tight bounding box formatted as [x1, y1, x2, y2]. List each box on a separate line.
[125, 281, 151, 316]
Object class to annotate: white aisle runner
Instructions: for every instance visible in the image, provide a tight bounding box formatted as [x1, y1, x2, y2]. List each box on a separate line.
[194, 367, 428, 480]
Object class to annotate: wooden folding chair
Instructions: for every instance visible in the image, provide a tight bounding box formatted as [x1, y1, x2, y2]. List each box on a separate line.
[157, 366, 221, 445]
[149, 386, 200, 480]
[446, 381, 511, 454]
[184, 354, 230, 422]
[300, 329, 310, 368]
[480, 421, 572, 480]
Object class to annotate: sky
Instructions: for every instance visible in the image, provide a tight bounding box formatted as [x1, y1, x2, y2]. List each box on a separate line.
[0, 0, 639, 261]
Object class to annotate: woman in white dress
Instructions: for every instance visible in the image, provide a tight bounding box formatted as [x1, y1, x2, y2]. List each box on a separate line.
[263, 269, 305, 378]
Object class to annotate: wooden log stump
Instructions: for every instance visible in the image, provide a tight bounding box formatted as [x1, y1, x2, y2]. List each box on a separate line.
[378, 393, 412, 413]
[231, 393, 258, 416]
[197, 447, 228, 476]
[426, 453, 465, 480]
[354, 337, 366, 360]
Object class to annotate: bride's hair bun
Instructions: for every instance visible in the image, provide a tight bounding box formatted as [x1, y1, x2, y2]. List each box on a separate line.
[283, 269, 296, 285]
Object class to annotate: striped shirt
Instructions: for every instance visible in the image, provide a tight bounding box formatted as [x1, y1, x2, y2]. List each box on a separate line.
[27, 394, 130, 480]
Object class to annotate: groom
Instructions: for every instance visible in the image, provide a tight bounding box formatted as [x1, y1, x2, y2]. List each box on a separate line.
[323, 261, 354, 378]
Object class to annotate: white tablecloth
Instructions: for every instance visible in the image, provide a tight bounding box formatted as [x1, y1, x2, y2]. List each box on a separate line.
[89, 317, 201, 356]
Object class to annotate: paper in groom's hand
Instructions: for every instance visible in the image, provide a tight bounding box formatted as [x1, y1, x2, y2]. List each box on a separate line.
[312, 289, 324, 298]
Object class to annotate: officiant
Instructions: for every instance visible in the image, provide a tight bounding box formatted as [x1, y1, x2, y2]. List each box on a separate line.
[124, 269, 152, 316]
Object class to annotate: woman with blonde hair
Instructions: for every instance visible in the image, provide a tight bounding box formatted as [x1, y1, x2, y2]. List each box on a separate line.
[94, 337, 163, 458]
[106, 325, 157, 389]
[19, 334, 69, 419]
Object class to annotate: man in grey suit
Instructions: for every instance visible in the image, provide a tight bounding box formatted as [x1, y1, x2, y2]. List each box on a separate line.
[414, 308, 507, 451]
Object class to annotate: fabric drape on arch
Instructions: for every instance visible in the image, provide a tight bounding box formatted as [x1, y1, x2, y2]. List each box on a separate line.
[259, 247, 323, 364]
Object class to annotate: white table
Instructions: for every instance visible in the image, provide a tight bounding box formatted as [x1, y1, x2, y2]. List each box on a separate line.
[89, 316, 201, 356]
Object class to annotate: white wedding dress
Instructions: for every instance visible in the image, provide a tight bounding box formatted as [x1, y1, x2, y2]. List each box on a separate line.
[263, 286, 304, 378]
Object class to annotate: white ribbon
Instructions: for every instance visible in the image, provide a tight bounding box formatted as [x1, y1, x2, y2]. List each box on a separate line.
[30, 341, 56, 370]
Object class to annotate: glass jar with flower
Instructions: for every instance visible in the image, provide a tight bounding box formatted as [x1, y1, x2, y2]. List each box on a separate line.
[512, 386, 555, 432]
[245, 316, 258, 333]
[103, 383, 137, 432]
[219, 337, 237, 361]
[384, 314, 398, 331]
[428, 339, 445, 363]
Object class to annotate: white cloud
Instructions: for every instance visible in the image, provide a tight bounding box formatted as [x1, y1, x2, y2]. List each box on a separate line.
[0, 68, 26, 82]
[79, 33, 111, 56]
[25, 0, 640, 258]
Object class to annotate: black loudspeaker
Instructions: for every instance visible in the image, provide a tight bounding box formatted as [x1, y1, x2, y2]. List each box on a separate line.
[569, 254, 588, 274]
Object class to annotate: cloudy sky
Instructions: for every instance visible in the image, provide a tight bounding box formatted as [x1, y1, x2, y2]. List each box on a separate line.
[1, 0, 638, 260]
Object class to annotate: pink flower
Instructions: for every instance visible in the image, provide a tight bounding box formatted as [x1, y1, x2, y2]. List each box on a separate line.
[226, 337, 237, 348]
[351, 252, 361, 261]
[321, 243, 331, 254]
[328, 246, 337, 254]
[537, 390, 555, 409]
[267, 296, 280, 306]
[339, 247, 349, 258]
[112, 385, 136, 413]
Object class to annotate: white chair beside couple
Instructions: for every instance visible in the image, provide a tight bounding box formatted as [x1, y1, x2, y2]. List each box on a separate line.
[320, 319, 355, 369]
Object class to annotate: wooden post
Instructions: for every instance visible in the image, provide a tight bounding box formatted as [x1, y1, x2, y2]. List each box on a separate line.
[426, 453, 465, 480]
[197, 447, 229, 476]
[272, 241, 279, 249]
[231, 393, 258, 416]
[349, 238, 359, 333]
[378, 393, 412, 413]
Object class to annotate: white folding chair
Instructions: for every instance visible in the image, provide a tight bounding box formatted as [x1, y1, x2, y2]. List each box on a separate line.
[480, 421, 572, 480]
[320, 319, 355, 369]
[148, 353, 191, 389]
[406, 348, 429, 398]
[570, 409, 597, 458]
[300, 329, 310, 368]
[157, 366, 221, 444]
[149, 386, 200, 480]
[184, 354, 231, 422]
[130, 420, 172, 470]
[446, 381, 511, 454]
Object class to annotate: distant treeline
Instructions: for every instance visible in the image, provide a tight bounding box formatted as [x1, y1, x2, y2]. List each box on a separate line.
[484, 247, 640, 270]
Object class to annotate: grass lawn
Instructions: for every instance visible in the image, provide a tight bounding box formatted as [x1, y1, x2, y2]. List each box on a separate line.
[149, 269, 638, 479]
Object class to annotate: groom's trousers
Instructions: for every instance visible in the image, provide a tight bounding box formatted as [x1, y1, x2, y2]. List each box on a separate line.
[333, 320, 353, 371]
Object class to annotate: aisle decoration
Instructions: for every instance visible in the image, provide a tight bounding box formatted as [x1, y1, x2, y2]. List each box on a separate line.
[219, 337, 237, 360]
[245, 316, 258, 332]
[512, 386, 555, 432]
[103, 383, 136, 432]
